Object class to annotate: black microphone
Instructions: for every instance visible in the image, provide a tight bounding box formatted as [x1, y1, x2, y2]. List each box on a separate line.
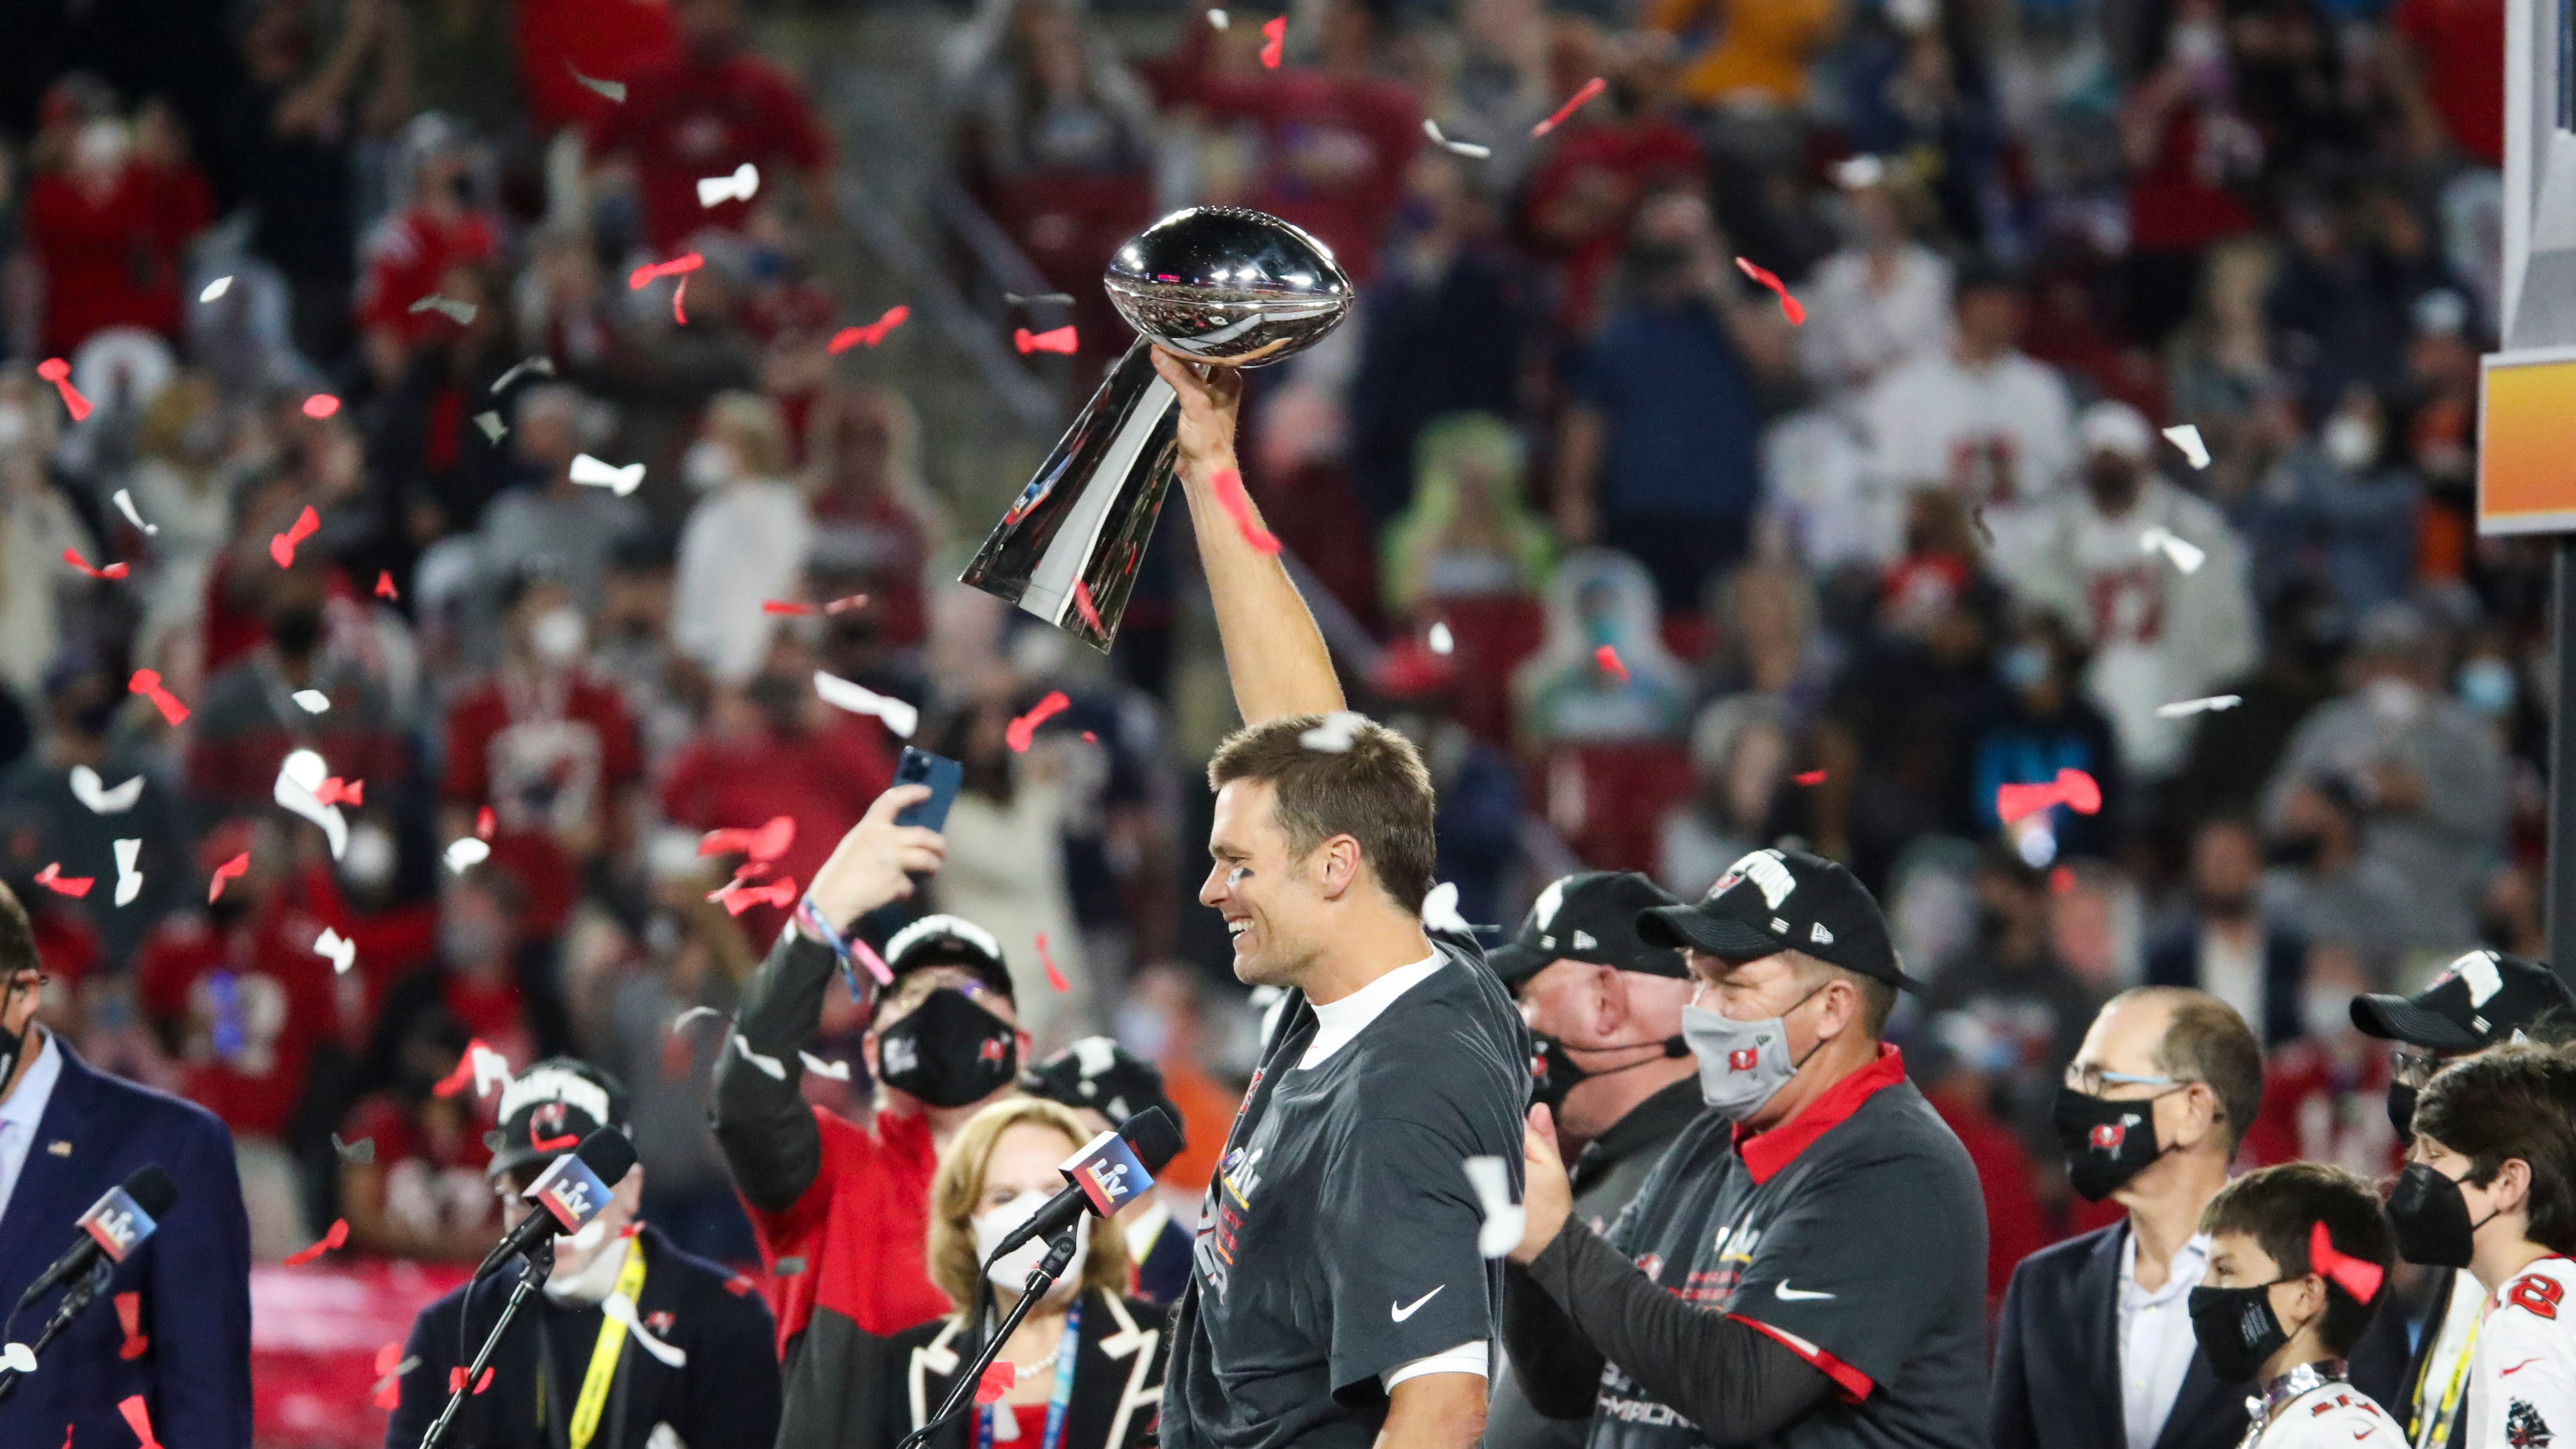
[15, 1166, 178, 1312]
[473, 1128, 638, 1280]
[985, 1107, 1185, 1262]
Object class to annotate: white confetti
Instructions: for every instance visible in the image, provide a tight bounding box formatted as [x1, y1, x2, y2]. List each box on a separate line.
[112, 488, 158, 536]
[69, 765, 143, 814]
[2138, 525, 2206, 575]
[474, 411, 507, 443]
[314, 926, 356, 975]
[368, 1354, 419, 1398]
[1208, 7, 1228, 24]
[490, 356, 556, 394]
[444, 837, 492, 874]
[570, 453, 645, 495]
[274, 748, 349, 859]
[798, 1050, 852, 1080]
[1463, 1156, 1524, 1258]
[813, 670, 918, 738]
[292, 689, 330, 713]
[566, 63, 628, 104]
[1298, 711, 1368, 753]
[733, 1032, 788, 1080]
[470, 1041, 514, 1097]
[2162, 424, 2210, 470]
[2154, 694, 2244, 718]
[113, 838, 142, 908]
[1, 1340, 33, 1373]
[1427, 621, 1454, 655]
[407, 294, 479, 325]
[198, 275, 233, 303]
[670, 1005, 722, 1034]
[603, 1293, 689, 1367]
[1422, 880, 1471, 935]
[1421, 119, 1492, 158]
[697, 162, 760, 208]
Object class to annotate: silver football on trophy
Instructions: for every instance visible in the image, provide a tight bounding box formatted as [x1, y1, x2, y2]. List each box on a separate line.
[959, 208, 1355, 651]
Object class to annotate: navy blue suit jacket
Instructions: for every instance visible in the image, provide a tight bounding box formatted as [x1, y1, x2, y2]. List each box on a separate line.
[1991, 1222, 2246, 1449]
[2142, 924, 2308, 1046]
[0, 1038, 252, 1449]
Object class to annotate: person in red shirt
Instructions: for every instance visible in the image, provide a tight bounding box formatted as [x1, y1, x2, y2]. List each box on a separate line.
[24, 107, 214, 356]
[354, 114, 501, 385]
[338, 1004, 503, 1262]
[2393, 0, 2504, 166]
[584, 0, 833, 256]
[1518, 35, 1706, 332]
[2117, 0, 2261, 345]
[441, 570, 644, 939]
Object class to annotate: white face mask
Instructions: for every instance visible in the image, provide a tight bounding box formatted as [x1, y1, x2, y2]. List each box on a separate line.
[2364, 676, 2423, 725]
[2323, 413, 2380, 471]
[684, 439, 741, 492]
[972, 1191, 1089, 1295]
[530, 606, 587, 665]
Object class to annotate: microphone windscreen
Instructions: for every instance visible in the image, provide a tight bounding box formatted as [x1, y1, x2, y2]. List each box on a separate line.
[575, 1127, 639, 1187]
[1118, 1107, 1185, 1175]
[123, 1164, 179, 1217]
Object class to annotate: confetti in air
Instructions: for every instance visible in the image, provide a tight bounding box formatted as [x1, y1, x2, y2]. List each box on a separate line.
[114, 1291, 147, 1359]
[1462, 1155, 1524, 1257]
[129, 670, 189, 726]
[1015, 325, 1079, 354]
[301, 394, 340, 419]
[2137, 524, 2206, 574]
[1, 1342, 33, 1374]
[1299, 712, 1368, 752]
[1422, 881, 1473, 934]
[35, 357, 90, 421]
[208, 852, 250, 903]
[570, 454, 646, 495]
[113, 839, 141, 907]
[1209, 468, 1282, 554]
[32, 862, 92, 898]
[697, 162, 760, 208]
[199, 275, 233, 302]
[71, 765, 143, 814]
[1260, 14, 1286, 65]
[1734, 257, 1806, 325]
[712, 875, 799, 915]
[733, 1032, 789, 1080]
[1421, 120, 1492, 158]
[603, 1293, 691, 1366]
[377, 570, 399, 600]
[120, 1396, 164, 1449]
[797, 1051, 852, 1082]
[1004, 292, 1077, 306]
[1995, 767, 2104, 825]
[763, 599, 817, 615]
[332, 1132, 376, 1164]
[1793, 770, 1827, 786]
[407, 295, 479, 325]
[2049, 865, 2077, 894]
[814, 670, 919, 737]
[292, 690, 330, 713]
[281, 1218, 350, 1266]
[2162, 423, 2211, 469]
[476, 806, 497, 839]
[448, 1366, 496, 1395]
[1038, 933, 1071, 992]
[566, 61, 627, 102]
[2155, 693, 2244, 718]
[1426, 621, 1454, 654]
[827, 305, 910, 353]
[1007, 692, 1073, 752]
[317, 772, 366, 804]
[700, 816, 796, 862]
[474, 411, 507, 443]
[62, 548, 128, 580]
[1532, 77, 1606, 135]
[444, 837, 492, 873]
[628, 252, 705, 290]
[370, 1344, 416, 1409]
[1208, 7, 1228, 24]
[428, 1038, 511, 1098]
[274, 749, 350, 858]
[1594, 644, 1628, 682]
[314, 927, 356, 975]
[113, 487, 157, 535]
[491, 356, 555, 393]
[269, 505, 321, 567]
[976, 1363, 1018, 1405]
[673, 274, 689, 325]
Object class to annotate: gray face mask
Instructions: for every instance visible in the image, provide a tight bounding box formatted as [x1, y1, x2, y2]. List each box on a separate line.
[1681, 984, 1827, 1122]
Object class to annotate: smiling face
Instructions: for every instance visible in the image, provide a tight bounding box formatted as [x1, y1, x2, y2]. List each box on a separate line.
[1201, 779, 1333, 988]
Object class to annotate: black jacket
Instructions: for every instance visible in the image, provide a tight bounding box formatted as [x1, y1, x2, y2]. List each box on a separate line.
[2141, 923, 2309, 1046]
[2351, 1264, 2463, 1449]
[1991, 1222, 2243, 1449]
[873, 1290, 1170, 1449]
[383, 1224, 781, 1449]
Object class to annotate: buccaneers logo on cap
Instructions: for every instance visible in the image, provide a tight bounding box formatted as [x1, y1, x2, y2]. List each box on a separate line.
[1728, 1048, 1759, 1072]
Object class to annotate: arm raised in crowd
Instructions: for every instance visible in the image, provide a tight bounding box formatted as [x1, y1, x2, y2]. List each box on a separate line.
[710, 785, 946, 1212]
[1152, 347, 1345, 725]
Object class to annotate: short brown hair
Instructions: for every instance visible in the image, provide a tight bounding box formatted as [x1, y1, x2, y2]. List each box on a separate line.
[1208, 714, 1438, 913]
[0, 881, 32, 979]
[2131, 988, 2263, 1154]
[2201, 1162, 2395, 1356]
[1784, 950, 1896, 1038]
[926, 1097, 1131, 1312]
[2415, 1042, 2576, 1255]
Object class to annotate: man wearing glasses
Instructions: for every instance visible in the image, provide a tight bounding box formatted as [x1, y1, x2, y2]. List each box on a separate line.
[1991, 987, 2265, 1449]
[2347, 950, 2576, 1449]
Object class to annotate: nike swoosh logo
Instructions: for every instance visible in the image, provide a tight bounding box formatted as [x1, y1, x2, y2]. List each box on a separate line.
[1774, 1282, 1835, 1301]
[1391, 1286, 1445, 1321]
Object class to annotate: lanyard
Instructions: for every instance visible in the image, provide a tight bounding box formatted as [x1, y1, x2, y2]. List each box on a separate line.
[568, 1240, 648, 1449]
[974, 1298, 1081, 1449]
[2409, 1302, 2480, 1448]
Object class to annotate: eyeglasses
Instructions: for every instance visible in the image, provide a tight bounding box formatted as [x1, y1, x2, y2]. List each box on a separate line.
[2063, 1065, 2190, 1097]
[2391, 1047, 2444, 1089]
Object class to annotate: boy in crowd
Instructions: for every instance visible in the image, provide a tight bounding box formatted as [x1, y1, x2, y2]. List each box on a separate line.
[2192, 1162, 2405, 1447]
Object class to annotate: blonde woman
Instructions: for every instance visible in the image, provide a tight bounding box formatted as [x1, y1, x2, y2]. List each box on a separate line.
[672, 390, 813, 686]
[879, 1097, 1168, 1449]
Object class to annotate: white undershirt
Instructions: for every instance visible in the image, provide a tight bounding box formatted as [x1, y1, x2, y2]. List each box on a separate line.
[1288, 954, 1488, 1390]
[0, 1029, 64, 1222]
[2120, 1230, 2210, 1449]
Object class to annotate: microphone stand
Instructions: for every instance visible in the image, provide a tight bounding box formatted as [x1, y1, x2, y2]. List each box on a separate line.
[897, 1228, 1081, 1449]
[0, 1259, 112, 1406]
[419, 1240, 554, 1449]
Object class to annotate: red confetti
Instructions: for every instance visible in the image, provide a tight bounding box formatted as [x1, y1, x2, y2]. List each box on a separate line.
[627, 252, 705, 289]
[1038, 932, 1070, 992]
[208, 851, 250, 904]
[1015, 325, 1079, 355]
[447, 1366, 495, 1395]
[1995, 767, 2104, 825]
[428, 1038, 491, 1098]
[976, 1362, 1017, 1405]
[1208, 468, 1282, 555]
[699, 815, 796, 862]
[37, 357, 91, 422]
[2049, 866, 2077, 895]
[301, 394, 341, 419]
[114, 1291, 147, 1360]
[1260, 15, 1286, 66]
[269, 504, 320, 569]
[1532, 76, 1606, 136]
[119, 1396, 161, 1449]
[282, 1217, 350, 1266]
[1792, 770, 1827, 786]
[1082, 731, 1098, 743]
[710, 875, 799, 916]
[33, 862, 94, 898]
[1734, 257, 1806, 326]
[1006, 691, 1072, 753]
[1071, 578, 1106, 636]
[1593, 644, 1628, 682]
[63, 547, 129, 580]
[376, 1343, 404, 1376]
[315, 777, 364, 807]
[762, 599, 817, 615]
[475, 806, 496, 840]
[828, 305, 910, 353]
[374, 570, 398, 600]
[673, 274, 689, 326]
[371, 1342, 405, 1408]
[129, 668, 189, 725]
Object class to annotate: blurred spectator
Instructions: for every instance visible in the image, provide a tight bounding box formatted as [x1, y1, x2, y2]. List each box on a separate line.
[352, 113, 499, 387]
[2144, 818, 2308, 1046]
[1693, 561, 1829, 710]
[0, 659, 189, 965]
[1378, 412, 1553, 621]
[367, 869, 572, 1093]
[478, 385, 647, 617]
[929, 688, 1091, 1055]
[804, 384, 944, 650]
[672, 390, 810, 688]
[1374, 639, 1523, 932]
[2003, 401, 2257, 778]
[24, 104, 212, 358]
[1645, 0, 1840, 109]
[1659, 694, 1795, 899]
[2268, 185, 2465, 418]
[2389, 0, 2505, 165]
[2258, 774, 2421, 975]
[2261, 602, 2506, 956]
[2238, 939, 2398, 1175]
[2251, 385, 2421, 616]
[1924, 846, 2101, 1161]
[122, 373, 241, 642]
[1020, 1034, 1195, 1306]
[1964, 609, 2125, 860]
[1859, 260, 2075, 542]
[337, 1002, 498, 1260]
[1799, 155, 1953, 395]
[1514, 27, 1706, 331]
[1914, 1014, 2049, 1313]
[185, 567, 411, 811]
[2161, 240, 2279, 479]
[1115, 962, 1231, 1195]
[1513, 548, 1693, 747]
[1554, 190, 1791, 609]
[409, 0, 519, 134]
[2116, 0, 2261, 346]
[0, 371, 89, 697]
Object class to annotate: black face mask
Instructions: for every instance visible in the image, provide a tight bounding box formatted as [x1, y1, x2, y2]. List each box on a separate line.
[1529, 1033, 1687, 1115]
[2386, 1160, 2494, 1269]
[2386, 1082, 2419, 1140]
[2188, 1282, 2293, 1383]
[875, 987, 1018, 1108]
[2264, 833, 2326, 869]
[269, 607, 325, 657]
[2052, 1087, 2175, 1201]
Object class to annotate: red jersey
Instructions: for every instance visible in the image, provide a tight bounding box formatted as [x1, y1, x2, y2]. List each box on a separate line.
[586, 49, 831, 253]
[2396, 0, 2505, 165]
[658, 717, 896, 939]
[136, 905, 341, 1140]
[24, 160, 213, 354]
[355, 206, 500, 343]
[747, 1103, 952, 1351]
[514, 0, 677, 134]
[442, 668, 643, 935]
[1197, 68, 1418, 283]
[339, 1092, 501, 1255]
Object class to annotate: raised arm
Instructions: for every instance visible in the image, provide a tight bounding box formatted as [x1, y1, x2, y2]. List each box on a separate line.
[1152, 347, 1344, 724]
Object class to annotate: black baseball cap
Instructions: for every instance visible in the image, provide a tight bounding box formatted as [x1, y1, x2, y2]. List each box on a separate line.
[1022, 1036, 1182, 1129]
[1638, 848, 1924, 993]
[882, 913, 1016, 1001]
[489, 1058, 630, 1179]
[2351, 950, 2576, 1052]
[1488, 871, 1689, 990]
